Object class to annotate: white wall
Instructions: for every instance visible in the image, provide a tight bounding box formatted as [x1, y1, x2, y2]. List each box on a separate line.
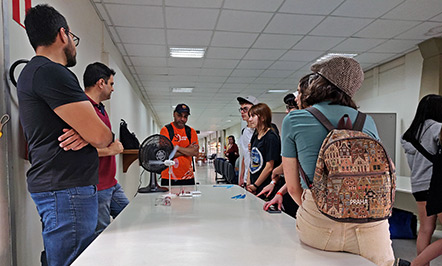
[354, 50, 423, 177]
[6, 1, 159, 265]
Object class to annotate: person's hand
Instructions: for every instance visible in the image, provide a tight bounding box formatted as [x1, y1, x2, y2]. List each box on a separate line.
[246, 184, 257, 194]
[248, 143, 251, 152]
[263, 193, 283, 211]
[58, 128, 89, 151]
[257, 183, 275, 198]
[108, 139, 124, 155]
[271, 169, 280, 180]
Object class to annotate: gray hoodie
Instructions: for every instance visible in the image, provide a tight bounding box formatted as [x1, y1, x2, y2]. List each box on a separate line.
[401, 119, 441, 193]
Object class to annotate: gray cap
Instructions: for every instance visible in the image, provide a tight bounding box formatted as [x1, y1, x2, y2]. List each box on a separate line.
[311, 56, 364, 98]
[237, 95, 258, 105]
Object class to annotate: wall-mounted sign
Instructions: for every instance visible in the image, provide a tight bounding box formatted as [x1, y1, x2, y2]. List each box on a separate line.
[12, 0, 31, 28]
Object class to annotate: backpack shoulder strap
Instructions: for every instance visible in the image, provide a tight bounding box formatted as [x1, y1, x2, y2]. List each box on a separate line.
[185, 125, 192, 143]
[306, 107, 335, 131]
[165, 124, 174, 141]
[352, 112, 367, 131]
[409, 138, 435, 163]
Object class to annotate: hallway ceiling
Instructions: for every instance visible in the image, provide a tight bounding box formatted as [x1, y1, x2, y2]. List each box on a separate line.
[90, 0, 442, 132]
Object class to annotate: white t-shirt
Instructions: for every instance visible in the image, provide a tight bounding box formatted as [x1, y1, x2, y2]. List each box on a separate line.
[239, 127, 255, 182]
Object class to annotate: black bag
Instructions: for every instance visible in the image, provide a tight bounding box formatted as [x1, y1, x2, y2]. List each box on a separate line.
[410, 139, 442, 216]
[388, 208, 417, 239]
[119, 119, 140, 149]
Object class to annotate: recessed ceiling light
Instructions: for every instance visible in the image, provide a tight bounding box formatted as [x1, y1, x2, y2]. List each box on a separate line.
[316, 53, 358, 63]
[169, 48, 205, 58]
[267, 89, 289, 93]
[171, 87, 193, 93]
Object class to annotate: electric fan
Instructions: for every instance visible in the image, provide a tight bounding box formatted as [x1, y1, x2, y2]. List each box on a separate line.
[137, 134, 177, 194]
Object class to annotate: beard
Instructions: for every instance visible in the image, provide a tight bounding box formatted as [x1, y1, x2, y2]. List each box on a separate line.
[64, 40, 77, 67]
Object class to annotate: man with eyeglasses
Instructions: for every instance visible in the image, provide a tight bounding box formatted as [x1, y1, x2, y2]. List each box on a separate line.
[237, 96, 259, 186]
[17, 5, 112, 266]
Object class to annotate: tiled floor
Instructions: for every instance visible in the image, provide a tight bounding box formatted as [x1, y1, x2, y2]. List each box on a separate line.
[195, 162, 442, 266]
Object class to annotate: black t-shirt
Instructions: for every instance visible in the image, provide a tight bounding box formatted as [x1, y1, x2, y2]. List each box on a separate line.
[17, 56, 99, 193]
[249, 129, 281, 189]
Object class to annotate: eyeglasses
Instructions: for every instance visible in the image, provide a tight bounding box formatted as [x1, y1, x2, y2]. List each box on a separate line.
[239, 107, 249, 113]
[63, 28, 80, 47]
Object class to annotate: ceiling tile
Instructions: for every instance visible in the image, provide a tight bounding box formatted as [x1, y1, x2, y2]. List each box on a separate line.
[243, 49, 286, 60]
[202, 59, 239, 68]
[332, 0, 403, 18]
[197, 76, 228, 83]
[269, 61, 307, 71]
[431, 12, 442, 22]
[355, 52, 398, 64]
[355, 19, 421, 38]
[253, 77, 283, 84]
[225, 77, 256, 83]
[230, 69, 264, 77]
[253, 34, 303, 49]
[135, 66, 169, 75]
[108, 27, 121, 43]
[165, 0, 223, 8]
[211, 32, 259, 48]
[116, 43, 127, 55]
[279, 0, 344, 15]
[280, 50, 323, 61]
[264, 14, 324, 34]
[130, 56, 168, 67]
[310, 17, 373, 37]
[260, 70, 294, 78]
[331, 38, 386, 53]
[206, 47, 248, 59]
[236, 60, 274, 69]
[166, 30, 213, 46]
[105, 4, 163, 27]
[165, 7, 219, 30]
[223, 0, 284, 12]
[382, 0, 442, 21]
[369, 39, 420, 53]
[116, 27, 165, 44]
[394, 22, 442, 40]
[217, 10, 273, 32]
[167, 58, 203, 68]
[125, 44, 167, 57]
[168, 75, 197, 82]
[293, 36, 345, 51]
[95, 4, 111, 25]
[169, 68, 201, 75]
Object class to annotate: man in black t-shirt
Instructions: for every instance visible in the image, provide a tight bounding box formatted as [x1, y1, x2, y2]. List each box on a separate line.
[17, 5, 112, 266]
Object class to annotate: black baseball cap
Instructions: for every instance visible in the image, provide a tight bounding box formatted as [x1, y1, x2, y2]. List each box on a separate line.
[174, 103, 190, 115]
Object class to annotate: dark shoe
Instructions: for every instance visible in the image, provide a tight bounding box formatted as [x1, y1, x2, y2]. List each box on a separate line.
[395, 258, 411, 266]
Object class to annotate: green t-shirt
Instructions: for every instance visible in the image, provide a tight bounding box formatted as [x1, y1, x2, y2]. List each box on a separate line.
[281, 101, 379, 189]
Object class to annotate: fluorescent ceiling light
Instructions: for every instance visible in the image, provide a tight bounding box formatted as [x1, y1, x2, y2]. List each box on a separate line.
[267, 89, 289, 93]
[316, 53, 358, 63]
[171, 87, 193, 93]
[169, 48, 205, 58]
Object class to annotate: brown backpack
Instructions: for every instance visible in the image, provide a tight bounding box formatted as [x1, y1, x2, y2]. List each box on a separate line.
[300, 107, 396, 223]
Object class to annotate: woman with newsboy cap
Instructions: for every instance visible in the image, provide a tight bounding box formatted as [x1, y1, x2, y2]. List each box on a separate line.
[281, 56, 406, 266]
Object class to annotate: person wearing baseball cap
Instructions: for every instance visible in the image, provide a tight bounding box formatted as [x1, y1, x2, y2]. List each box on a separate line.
[236, 95, 258, 186]
[281, 56, 401, 266]
[160, 103, 199, 186]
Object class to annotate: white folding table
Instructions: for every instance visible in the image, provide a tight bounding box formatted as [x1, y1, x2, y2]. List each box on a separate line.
[73, 185, 375, 265]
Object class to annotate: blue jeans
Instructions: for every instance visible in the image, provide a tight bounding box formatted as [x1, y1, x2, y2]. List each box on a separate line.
[31, 185, 98, 266]
[96, 183, 129, 235]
